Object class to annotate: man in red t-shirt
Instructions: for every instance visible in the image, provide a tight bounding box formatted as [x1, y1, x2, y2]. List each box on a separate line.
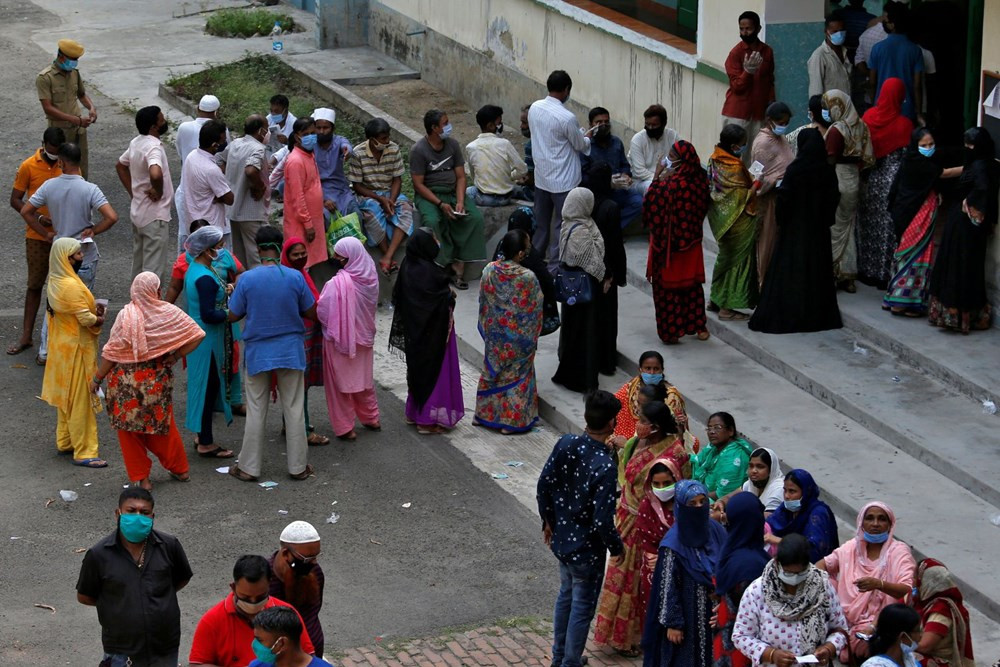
[721, 10, 776, 166]
[189, 555, 314, 666]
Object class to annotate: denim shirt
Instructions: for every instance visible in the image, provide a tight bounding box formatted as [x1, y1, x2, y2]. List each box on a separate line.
[537, 433, 624, 565]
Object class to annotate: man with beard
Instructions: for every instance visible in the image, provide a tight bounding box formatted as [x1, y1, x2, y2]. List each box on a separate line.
[115, 106, 174, 282]
[721, 10, 775, 166]
[20, 142, 117, 365]
[268, 521, 326, 658]
[627, 104, 680, 193]
[312, 107, 358, 219]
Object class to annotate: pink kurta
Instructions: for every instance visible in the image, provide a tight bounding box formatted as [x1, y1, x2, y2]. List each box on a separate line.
[283, 147, 327, 268]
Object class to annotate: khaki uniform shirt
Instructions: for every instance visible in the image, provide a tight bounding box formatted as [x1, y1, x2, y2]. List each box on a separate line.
[36, 64, 85, 127]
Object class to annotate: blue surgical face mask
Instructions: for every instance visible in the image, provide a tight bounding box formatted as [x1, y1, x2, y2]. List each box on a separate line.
[733, 144, 745, 156]
[822, 109, 832, 123]
[251, 638, 279, 664]
[863, 530, 889, 544]
[773, 124, 789, 136]
[641, 372, 664, 385]
[900, 633, 919, 655]
[267, 113, 284, 125]
[784, 498, 802, 512]
[57, 58, 78, 71]
[300, 134, 318, 151]
[441, 122, 453, 138]
[118, 513, 153, 543]
[829, 30, 847, 46]
[918, 145, 936, 158]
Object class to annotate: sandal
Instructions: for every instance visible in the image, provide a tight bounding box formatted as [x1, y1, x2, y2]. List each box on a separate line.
[35, 355, 46, 366]
[719, 310, 749, 321]
[229, 465, 258, 482]
[417, 424, 445, 435]
[617, 648, 642, 658]
[336, 430, 357, 441]
[198, 446, 235, 459]
[133, 478, 153, 490]
[362, 422, 382, 431]
[168, 471, 191, 482]
[6, 341, 32, 355]
[696, 330, 711, 341]
[289, 464, 315, 480]
[72, 458, 108, 468]
[308, 433, 330, 446]
[450, 277, 469, 290]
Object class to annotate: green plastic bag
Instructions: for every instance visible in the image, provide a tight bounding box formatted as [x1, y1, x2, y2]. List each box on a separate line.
[326, 211, 365, 253]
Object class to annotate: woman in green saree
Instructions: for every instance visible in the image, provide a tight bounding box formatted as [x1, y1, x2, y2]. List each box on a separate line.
[708, 124, 760, 321]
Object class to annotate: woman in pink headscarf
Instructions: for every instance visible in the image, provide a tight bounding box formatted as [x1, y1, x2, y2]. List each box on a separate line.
[91, 272, 206, 489]
[317, 237, 380, 440]
[816, 500, 916, 664]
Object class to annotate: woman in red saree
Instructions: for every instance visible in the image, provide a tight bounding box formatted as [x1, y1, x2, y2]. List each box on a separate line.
[594, 403, 687, 656]
[914, 558, 976, 667]
[645, 140, 710, 344]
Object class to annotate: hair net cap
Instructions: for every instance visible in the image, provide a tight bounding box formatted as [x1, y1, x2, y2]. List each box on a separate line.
[183, 225, 223, 256]
[280, 520, 321, 544]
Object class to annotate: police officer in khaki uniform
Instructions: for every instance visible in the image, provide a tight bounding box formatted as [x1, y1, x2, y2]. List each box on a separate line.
[36, 39, 97, 179]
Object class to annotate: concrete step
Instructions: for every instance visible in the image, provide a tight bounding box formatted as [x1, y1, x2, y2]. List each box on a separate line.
[696, 222, 1000, 407]
[621, 236, 1000, 510]
[451, 227, 1000, 627]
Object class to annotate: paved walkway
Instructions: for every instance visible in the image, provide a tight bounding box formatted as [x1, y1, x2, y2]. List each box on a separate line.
[336, 621, 641, 667]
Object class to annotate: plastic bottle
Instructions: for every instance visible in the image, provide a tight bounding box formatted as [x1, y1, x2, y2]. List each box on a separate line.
[270, 21, 284, 55]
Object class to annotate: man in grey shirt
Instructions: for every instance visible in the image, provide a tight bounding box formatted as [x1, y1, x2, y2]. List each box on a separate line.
[21, 142, 117, 363]
[220, 114, 270, 268]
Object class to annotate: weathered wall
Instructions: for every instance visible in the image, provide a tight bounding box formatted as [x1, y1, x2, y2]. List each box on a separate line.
[367, 0, 746, 160]
[315, 0, 370, 49]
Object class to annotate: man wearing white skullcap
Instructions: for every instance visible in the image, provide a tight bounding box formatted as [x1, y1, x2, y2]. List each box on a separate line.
[268, 521, 326, 657]
[175, 94, 230, 252]
[311, 107, 359, 218]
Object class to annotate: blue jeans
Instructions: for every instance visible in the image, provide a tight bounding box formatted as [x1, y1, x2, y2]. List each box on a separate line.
[465, 184, 528, 207]
[611, 187, 644, 228]
[551, 556, 605, 667]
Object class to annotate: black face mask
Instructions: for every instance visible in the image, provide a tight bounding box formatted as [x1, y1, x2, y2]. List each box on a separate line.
[157, 121, 169, 136]
[289, 257, 308, 271]
[646, 126, 664, 140]
[752, 477, 768, 489]
[289, 557, 315, 577]
[71, 259, 83, 273]
[317, 133, 334, 146]
[595, 124, 611, 139]
[740, 33, 758, 44]
[520, 128, 531, 139]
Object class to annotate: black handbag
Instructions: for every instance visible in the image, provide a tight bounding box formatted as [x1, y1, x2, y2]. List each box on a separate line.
[554, 224, 594, 306]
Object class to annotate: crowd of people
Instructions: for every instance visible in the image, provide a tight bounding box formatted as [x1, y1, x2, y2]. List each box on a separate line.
[7, 1, 996, 661]
[538, 391, 976, 667]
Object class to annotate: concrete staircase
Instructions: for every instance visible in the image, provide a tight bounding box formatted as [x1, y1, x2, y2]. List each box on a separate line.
[453, 222, 1000, 637]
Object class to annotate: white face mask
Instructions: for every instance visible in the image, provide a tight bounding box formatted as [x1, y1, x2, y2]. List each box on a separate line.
[777, 564, 810, 586]
[651, 485, 675, 502]
[43, 149, 59, 161]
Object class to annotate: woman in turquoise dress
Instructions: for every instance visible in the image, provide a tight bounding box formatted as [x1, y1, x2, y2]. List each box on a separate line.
[183, 226, 234, 458]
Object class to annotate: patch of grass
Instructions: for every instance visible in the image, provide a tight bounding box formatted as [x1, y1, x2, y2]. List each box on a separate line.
[205, 8, 297, 38]
[166, 53, 414, 198]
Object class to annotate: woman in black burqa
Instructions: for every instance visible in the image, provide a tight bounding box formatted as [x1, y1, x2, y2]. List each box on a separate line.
[748, 128, 843, 333]
[584, 162, 627, 375]
[389, 227, 465, 433]
[928, 127, 999, 334]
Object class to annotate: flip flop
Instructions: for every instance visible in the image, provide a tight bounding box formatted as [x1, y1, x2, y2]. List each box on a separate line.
[362, 422, 381, 431]
[289, 464, 315, 480]
[35, 355, 46, 366]
[72, 458, 108, 468]
[719, 311, 749, 321]
[6, 341, 32, 355]
[168, 471, 190, 482]
[308, 433, 330, 446]
[197, 446, 235, 459]
[450, 277, 469, 290]
[228, 465, 258, 482]
[336, 431, 357, 441]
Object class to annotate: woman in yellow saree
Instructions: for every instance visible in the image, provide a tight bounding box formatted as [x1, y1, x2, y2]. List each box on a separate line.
[41, 237, 106, 467]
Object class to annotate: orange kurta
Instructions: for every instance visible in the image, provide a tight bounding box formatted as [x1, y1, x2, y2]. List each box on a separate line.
[283, 147, 328, 268]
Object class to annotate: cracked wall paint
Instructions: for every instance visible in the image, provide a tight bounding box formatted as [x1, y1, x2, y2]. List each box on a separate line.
[486, 15, 524, 69]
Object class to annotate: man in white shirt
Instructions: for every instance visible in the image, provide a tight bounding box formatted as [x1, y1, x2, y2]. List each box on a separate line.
[220, 114, 270, 268]
[627, 104, 679, 192]
[174, 94, 222, 251]
[528, 70, 594, 268]
[267, 94, 297, 149]
[115, 105, 174, 283]
[465, 104, 528, 207]
[181, 120, 234, 247]
[853, 16, 888, 105]
[808, 16, 852, 97]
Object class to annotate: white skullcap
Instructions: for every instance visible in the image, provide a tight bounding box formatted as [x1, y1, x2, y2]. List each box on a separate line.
[312, 107, 336, 124]
[280, 520, 321, 544]
[198, 94, 221, 112]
